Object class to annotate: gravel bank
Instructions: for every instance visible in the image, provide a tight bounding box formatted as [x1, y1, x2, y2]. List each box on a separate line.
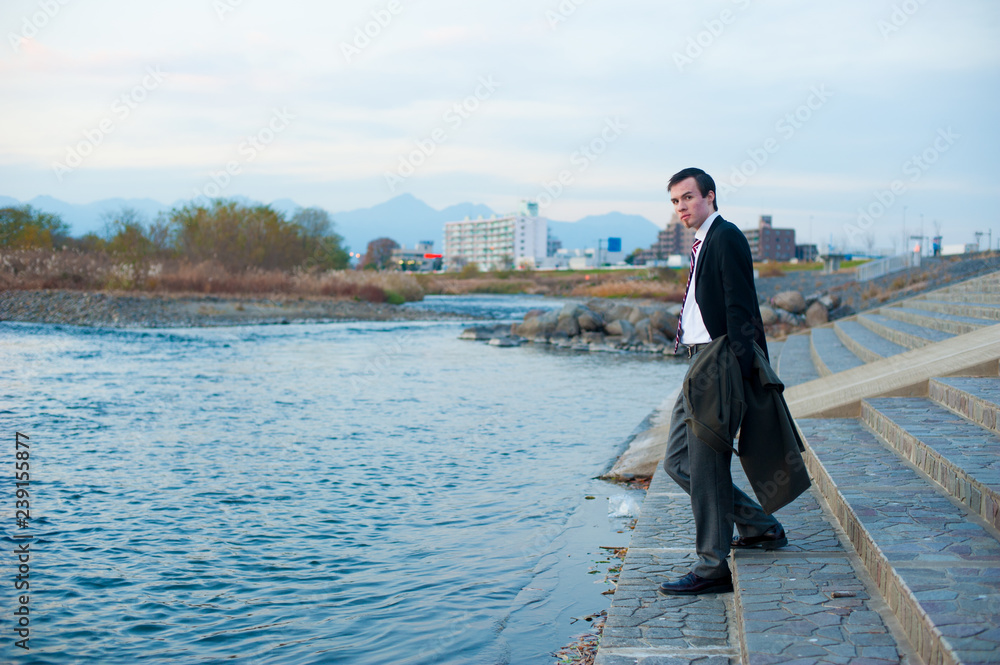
[0, 290, 469, 328]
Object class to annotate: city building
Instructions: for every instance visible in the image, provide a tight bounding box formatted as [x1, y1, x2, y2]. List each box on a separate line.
[443, 201, 548, 271]
[795, 243, 819, 262]
[635, 213, 694, 265]
[390, 241, 442, 272]
[538, 244, 626, 270]
[743, 215, 796, 262]
[547, 232, 563, 258]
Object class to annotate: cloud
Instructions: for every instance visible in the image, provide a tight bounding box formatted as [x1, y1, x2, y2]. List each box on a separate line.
[0, 0, 997, 251]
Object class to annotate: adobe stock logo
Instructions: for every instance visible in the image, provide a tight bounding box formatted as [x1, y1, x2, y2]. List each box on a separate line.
[191, 108, 296, 204]
[213, 0, 245, 21]
[533, 117, 628, 208]
[717, 85, 832, 197]
[878, 0, 930, 39]
[8, 0, 72, 52]
[545, 0, 587, 30]
[383, 76, 501, 192]
[52, 66, 169, 181]
[844, 127, 959, 245]
[340, 1, 403, 63]
[673, 0, 752, 72]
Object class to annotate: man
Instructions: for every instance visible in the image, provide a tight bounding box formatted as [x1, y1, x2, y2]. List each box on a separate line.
[658, 167, 787, 596]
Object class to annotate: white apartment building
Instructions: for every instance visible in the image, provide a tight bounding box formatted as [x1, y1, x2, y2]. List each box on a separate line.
[443, 201, 548, 271]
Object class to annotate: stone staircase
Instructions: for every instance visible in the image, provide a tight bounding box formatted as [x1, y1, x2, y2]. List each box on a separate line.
[596, 270, 1000, 665]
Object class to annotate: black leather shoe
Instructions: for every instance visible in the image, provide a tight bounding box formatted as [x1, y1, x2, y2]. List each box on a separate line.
[657, 572, 733, 596]
[731, 526, 788, 550]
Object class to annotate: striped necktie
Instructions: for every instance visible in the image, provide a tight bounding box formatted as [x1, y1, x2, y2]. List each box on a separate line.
[674, 238, 702, 353]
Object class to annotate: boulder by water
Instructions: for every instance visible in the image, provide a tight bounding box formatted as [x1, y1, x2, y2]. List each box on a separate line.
[805, 300, 829, 327]
[771, 290, 807, 314]
[460, 299, 683, 356]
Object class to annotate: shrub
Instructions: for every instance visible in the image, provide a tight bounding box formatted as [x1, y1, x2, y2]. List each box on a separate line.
[169, 200, 349, 272]
[458, 263, 481, 278]
[0, 206, 70, 249]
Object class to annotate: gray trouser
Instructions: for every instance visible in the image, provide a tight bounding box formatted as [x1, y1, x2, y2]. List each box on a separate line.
[663, 387, 781, 579]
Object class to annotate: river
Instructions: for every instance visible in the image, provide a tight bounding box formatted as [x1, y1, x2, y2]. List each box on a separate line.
[0, 294, 686, 664]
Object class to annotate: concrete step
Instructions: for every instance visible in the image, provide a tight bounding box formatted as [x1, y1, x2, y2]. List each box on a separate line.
[857, 313, 954, 349]
[930, 377, 1000, 437]
[733, 553, 906, 664]
[800, 418, 1000, 665]
[862, 396, 1000, 531]
[833, 319, 909, 363]
[597, 457, 912, 664]
[730, 471, 911, 664]
[768, 339, 785, 372]
[906, 300, 1000, 322]
[937, 277, 1000, 293]
[879, 306, 995, 335]
[920, 292, 1000, 306]
[809, 327, 865, 377]
[777, 333, 821, 387]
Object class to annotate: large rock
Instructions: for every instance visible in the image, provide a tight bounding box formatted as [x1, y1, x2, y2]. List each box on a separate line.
[555, 311, 581, 337]
[585, 299, 613, 316]
[759, 305, 778, 326]
[627, 306, 647, 324]
[828, 304, 855, 320]
[605, 318, 636, 343]
[774, 308, 805, 326]
[515, 310, 558, 338]
[606, 303, 636, 323]
[603, 334, 624, 347]
[577, 308, 604, 332]
[805, 301, 829, 328]
[460, 324, 510, 340]
[635, 318, 670, 346]
[560, 302, 584, 317]
[819, 293, 840, 310]
[488, 336, 523, 347]
[772, 290, 807, 314]
[648, 308, 679, 339]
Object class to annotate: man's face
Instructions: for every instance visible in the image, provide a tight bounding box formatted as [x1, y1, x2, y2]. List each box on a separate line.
[669, 177, 715, 230]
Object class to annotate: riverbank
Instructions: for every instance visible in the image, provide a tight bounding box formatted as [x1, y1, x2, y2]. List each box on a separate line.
[0, 289, 468, 328]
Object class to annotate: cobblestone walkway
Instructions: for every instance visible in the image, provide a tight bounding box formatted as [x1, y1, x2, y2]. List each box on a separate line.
[596, 462, 907, 665]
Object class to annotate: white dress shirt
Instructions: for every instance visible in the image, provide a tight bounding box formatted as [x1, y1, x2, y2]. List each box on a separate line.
[679, 212, 719, 345]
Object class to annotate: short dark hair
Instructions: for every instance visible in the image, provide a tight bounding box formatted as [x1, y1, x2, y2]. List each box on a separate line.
[668, 167, 718, 211]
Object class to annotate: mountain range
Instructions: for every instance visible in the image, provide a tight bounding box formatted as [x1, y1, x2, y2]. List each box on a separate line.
[0, 193, 662, 255]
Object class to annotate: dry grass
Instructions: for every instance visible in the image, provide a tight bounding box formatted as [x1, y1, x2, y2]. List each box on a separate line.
[416, 268, 682, 299]
[0, 249, 110, 290]
[756, 263, 785, 278]
[573, 280, 685, 301]
[415, 276, 542, 295]
[0, 249, 425, 303]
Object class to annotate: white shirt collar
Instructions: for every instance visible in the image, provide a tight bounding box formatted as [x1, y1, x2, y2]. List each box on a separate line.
[695, 212, 719, 242]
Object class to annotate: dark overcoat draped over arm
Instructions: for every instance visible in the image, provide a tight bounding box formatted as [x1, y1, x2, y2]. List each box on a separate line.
[683, 336, 811, 514]
[738, 345, 811, 514]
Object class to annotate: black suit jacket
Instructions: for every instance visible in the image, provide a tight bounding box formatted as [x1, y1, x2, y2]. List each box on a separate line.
[693, 216, 768, 377]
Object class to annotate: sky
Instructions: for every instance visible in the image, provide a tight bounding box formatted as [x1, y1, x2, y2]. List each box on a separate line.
[1, 0, 999, 253]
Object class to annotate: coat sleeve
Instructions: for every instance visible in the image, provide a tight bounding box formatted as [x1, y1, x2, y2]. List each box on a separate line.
[717, 225, 760, 378]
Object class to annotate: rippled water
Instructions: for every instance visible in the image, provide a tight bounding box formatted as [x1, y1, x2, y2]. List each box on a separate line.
[0, 296, 685, 664]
